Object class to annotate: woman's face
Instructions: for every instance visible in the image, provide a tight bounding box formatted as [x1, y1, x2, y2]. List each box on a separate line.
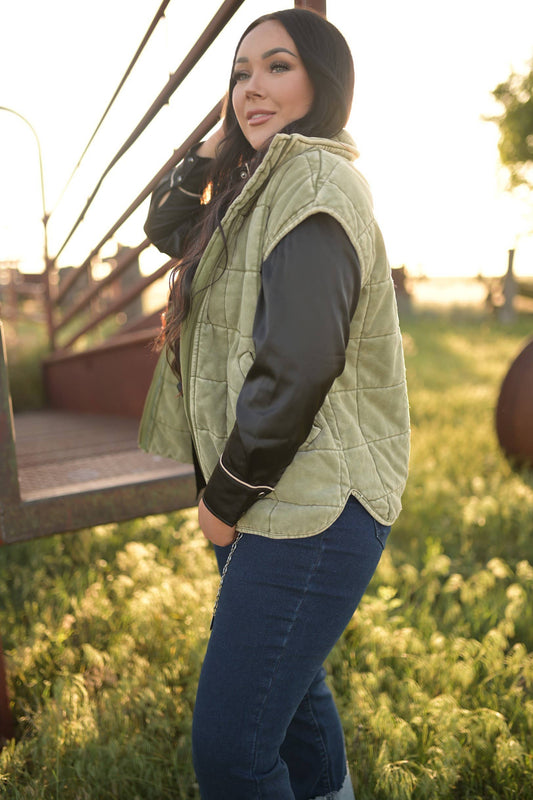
[232, 20, 314, 150]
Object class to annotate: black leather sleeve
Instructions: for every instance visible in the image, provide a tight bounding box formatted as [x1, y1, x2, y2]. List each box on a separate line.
[202, 213, 361, 527]
[144, 145, 212, 258]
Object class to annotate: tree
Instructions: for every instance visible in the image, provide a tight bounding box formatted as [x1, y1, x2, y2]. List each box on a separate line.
[490, 58, 533, 189]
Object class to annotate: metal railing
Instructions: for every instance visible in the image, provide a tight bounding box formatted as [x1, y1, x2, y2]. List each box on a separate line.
[41, 0, 326, 355]
[46, 0, 244, 352]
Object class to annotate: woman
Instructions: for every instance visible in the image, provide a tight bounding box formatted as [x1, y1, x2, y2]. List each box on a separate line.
[139, 8, 410, 799]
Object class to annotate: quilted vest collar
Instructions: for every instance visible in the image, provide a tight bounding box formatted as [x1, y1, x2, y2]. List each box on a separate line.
[224, 130, 359, 222]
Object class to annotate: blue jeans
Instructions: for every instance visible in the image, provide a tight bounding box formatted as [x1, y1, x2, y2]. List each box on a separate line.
[192, 496, 390, 799]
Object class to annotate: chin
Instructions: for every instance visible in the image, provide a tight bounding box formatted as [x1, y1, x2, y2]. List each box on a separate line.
[247, 130, 277, 150]
[242, 119, 284, 150]
[246, 133, 266, 150]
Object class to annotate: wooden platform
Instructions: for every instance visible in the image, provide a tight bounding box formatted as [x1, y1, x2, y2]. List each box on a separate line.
[0, 408, 197, 544]
[0, 321, 196, 545]
[14, 410, 188, 500]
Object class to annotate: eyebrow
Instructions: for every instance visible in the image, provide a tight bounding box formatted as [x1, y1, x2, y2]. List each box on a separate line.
[234, 47, 298, 64]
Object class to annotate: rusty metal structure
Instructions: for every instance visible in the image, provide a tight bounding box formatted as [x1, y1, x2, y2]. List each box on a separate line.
[496, 338, 533, 467]
[0, 0, 327, 742]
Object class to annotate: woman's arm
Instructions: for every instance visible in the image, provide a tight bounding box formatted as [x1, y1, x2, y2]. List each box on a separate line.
[143, 126, 226, 257]
[201, 213, 362, 529]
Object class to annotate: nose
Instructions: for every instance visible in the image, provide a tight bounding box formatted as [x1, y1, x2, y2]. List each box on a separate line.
[245, 73, 265, 99]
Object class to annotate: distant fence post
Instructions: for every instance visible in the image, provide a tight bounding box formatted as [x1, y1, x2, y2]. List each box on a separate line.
[500, 248, 516, 323]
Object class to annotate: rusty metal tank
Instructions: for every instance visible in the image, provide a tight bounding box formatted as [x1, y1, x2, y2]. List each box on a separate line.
[496, 338, 533, 467]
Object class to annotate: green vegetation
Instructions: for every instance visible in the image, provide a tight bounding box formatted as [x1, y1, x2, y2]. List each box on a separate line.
[2, 309, 132, 415]
[2, 317, 47, 411]
[1, 310, 532, 799]
[490, 55, 533, 189]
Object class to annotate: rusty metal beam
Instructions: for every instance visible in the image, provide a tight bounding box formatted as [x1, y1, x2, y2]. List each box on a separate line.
[55, 100, 221, 312]
[1, 470, 196, 545]
[56, 239, 150, 331]
[57, 259, 172, 351]
[50, 0, 173, 218]
[496, 338, 533, 467]
[44, 329, 161, 416]
[117, 307, 165, 336]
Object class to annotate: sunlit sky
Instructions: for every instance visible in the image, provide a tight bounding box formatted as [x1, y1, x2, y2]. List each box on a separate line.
[1, 0, 533, 278]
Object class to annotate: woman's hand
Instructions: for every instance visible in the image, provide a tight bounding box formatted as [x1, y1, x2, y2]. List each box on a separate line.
[197, 106, 227, 159]
[196, 126, 226, 159]
[198, 498, 236, 547]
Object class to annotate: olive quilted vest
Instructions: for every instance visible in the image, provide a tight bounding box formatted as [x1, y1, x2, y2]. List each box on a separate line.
[139, 131, 410, 536]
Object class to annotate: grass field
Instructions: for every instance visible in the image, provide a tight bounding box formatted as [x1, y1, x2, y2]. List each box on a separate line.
[1, 308, 532, 799]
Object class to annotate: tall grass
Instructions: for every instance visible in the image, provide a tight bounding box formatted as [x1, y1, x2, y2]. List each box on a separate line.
[2, 317, 47, 411]
[1, 310, 532, 799]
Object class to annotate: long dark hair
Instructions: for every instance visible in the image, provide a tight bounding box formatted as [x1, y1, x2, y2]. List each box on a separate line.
[163, 8, 355, 376]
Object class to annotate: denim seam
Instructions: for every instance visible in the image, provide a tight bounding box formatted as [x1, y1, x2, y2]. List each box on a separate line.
[250, 536, 326, 796]
[305, 689, 334, 795]
[372, 517, 389, 550]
